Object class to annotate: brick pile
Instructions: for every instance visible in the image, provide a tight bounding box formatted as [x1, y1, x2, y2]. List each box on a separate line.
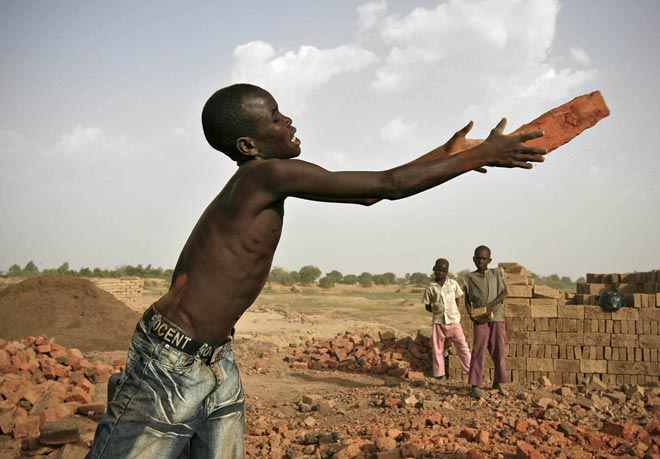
[494, 263, 660, 386]
[286, 263, 660, 387]
[288, 263, 660, 385]
[244, 374, 660, 459]
[88, 277, 144, 311]
[286, 330, 432, 381]
[0, 335, 122, 447]
[575, 271, 660, 306]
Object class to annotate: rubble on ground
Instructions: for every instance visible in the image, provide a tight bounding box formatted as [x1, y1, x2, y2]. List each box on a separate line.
[1, 332, 659, 458]
[285, 330, 430, 380]
[0, 336, 122, 458]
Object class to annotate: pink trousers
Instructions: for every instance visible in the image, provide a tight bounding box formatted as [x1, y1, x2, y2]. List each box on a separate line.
[432, 322, 471, 378]
[468, 321, 508, 387]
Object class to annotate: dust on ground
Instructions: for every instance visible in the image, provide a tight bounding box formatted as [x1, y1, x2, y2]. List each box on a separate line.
[1, 278, 658, 458]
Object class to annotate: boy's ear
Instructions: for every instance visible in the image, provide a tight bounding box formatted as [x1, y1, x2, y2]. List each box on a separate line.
[236, 136, 259, 157]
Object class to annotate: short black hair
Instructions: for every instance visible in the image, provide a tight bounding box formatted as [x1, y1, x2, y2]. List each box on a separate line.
[201, 83, 264, 162]
[433, 258, 449, 269]
[474, 245, 491, 257]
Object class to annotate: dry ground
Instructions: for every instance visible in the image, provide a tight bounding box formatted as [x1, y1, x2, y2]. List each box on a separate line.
[1, 280, 658, 458]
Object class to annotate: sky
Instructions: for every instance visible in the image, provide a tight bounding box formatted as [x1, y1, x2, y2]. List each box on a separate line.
[1, 0, 659, 280]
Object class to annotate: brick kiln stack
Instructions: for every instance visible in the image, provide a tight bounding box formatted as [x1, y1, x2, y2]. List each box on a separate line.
[468, 264, 660, 386]
[88, 277, 143, 311]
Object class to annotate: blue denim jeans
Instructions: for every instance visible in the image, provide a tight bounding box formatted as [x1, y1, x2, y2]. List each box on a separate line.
[87, 315, 244, 458]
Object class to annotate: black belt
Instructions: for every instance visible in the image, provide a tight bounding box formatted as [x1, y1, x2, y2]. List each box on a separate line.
[142, 306, 232, 364]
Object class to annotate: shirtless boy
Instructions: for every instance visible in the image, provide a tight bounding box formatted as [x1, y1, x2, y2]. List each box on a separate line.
[87, 83, 545, 458]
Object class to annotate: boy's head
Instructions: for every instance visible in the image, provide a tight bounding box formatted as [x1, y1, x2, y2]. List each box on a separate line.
[472, 245, 491, 271]
[432, 258, 449, 283]
[202, 83, 301, 163]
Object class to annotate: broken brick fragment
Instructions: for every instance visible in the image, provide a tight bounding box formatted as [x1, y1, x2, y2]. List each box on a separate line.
[516, 440, 543, 459]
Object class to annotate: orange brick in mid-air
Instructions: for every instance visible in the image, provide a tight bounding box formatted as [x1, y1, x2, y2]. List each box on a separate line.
[511, 90, 610, 152]
[411, 90, 610, 164]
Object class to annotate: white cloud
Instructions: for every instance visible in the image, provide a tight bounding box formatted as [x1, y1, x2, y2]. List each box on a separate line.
[357, 0, 388, 33]
[231, 41, 378, 115]
[570, 46, 592, 66]
[48, 125, 156, 182]
[372, 68, 402, 92]
[55, 125, 105, 155]
[362, 0, 593, 117]
[379, 116, 417, 141]
[53, 125, 137, 166]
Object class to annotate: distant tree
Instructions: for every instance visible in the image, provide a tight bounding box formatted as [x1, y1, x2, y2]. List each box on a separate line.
[409, 272, 430, 285]
[79, 267, 92, 277]
[380, 272, 397, 285]
[8, 264, 22, 276]
[148, 265, 164, 278]
[372, 274, 386, 285]
[318, 276, 335, 288]
[325, 270, 343, 284]
[120, 264, 145, 277]
[163, 269, 174, 282]
[23, 260, 39, 276]
[531, 272, 579, 292]
[56, 262, 70, 275]
[358, 272, 373, 287]
[372, 272, 396, 285]
[298, 265, 322, 285]
[281, 271, 299, 286]
[342, 274, 358, 285]
[268, 266, 288, 284]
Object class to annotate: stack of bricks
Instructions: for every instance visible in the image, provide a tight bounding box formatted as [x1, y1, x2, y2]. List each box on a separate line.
[287, 330, 432, 380]
[287, 265, 659, 387]
[476, 263, 660, 386]
[575, 271, 660, 306]
[0, 335, 122, 440]
[89, 277, 144, 311]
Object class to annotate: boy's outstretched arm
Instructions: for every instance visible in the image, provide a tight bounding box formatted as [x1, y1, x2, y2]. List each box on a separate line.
[294, 121, 484, 206]
[257, 118, 545, 204]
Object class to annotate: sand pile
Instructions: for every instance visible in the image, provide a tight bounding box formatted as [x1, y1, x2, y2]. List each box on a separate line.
[0, 276, 141, 352]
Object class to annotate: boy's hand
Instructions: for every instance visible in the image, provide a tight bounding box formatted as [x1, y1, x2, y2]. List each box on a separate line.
[425, 304, 432, 313]
[444, 121, 482, 155]
[445, 121, 487, 173]
[482, 118, 546, 169]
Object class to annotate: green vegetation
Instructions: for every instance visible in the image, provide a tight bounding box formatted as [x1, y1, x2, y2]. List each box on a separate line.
[3, 261, 174, 280]
[3, 261, 585, 292]
[531, 273, 585, 293]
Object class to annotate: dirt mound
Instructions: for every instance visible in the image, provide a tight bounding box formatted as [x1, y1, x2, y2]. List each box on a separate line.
[0, 276, 140, 352]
